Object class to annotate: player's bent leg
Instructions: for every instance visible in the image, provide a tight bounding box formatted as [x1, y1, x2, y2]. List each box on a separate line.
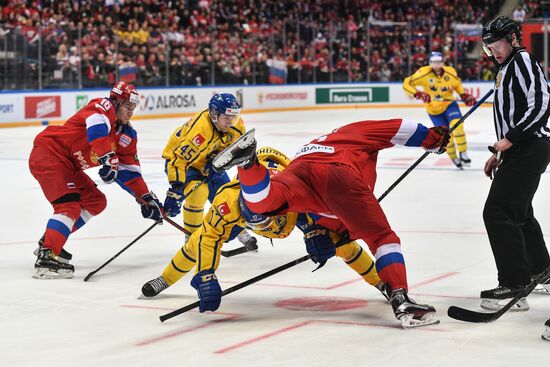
[336, 242, 379, 286]
[450, 118, 468, 153]
[183, 182, 208, 234]
[336, 241, 389, 300]
[142, 240, 197, 297]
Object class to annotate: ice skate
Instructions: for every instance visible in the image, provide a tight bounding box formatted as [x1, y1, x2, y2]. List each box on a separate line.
[459, 152, 471, 165]
[238, 231, 259, 252]
[212, 128, 257, 171]
[221, 233, 259, 257]
[542, 318, 550, 342]
[33, 247, 74, 279]
[390, 288, 439, 328]
[532, 271, 550, 295]
[33, 235, 72, 265]
[480, 285, 529, 311]
[141, 276, 170, 297]
[532, 283, 550, 295]
[451, 157, 463, 169]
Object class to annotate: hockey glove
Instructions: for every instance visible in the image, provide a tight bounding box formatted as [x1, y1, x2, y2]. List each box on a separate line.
[303, 224, 336, 268]
[140, 192, 164, 221]
[191, 270, 222, 312]
[414, 91, 431, 103]
[460, 93, 476, 107]
[98, 152, 119, 184]
[163, 184, 184, 217]
[204, 159, 226, 182]
[422, 126, 450, 154]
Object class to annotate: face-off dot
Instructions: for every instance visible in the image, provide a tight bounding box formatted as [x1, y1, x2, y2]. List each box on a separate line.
[275, 297, 368, 311]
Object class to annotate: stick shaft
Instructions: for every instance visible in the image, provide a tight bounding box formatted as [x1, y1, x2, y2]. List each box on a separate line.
[377, 89, 494, 202]
[84, 220, 160, 281]
[159, 255, 311, 322]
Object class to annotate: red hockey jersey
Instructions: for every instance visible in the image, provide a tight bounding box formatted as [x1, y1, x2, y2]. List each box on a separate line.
[33, 97, 149, 196]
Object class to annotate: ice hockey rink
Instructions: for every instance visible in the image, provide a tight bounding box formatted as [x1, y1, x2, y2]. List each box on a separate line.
[1, 105, 549, 366]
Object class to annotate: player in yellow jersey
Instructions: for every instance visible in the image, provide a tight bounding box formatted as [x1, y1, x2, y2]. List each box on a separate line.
[162, 93, 257, 250]
[403, 52, 477, 168]
[141, 147, 387, 311]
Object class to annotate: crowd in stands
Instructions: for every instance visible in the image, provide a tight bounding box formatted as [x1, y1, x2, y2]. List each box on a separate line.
[0, 0, 543, 90]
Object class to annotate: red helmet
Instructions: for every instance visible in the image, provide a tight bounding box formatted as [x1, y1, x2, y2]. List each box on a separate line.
[110, 81, 139, 105]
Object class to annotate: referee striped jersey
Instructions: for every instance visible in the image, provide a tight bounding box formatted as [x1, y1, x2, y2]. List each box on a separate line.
[493, 49, 550, 142]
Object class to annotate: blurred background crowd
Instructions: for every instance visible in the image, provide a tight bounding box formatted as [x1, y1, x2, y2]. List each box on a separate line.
[0, 0, 545, 90]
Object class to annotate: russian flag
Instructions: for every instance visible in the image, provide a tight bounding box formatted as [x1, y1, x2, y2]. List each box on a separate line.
[119, 63, 137, 83]
[267, 58, 287, 84]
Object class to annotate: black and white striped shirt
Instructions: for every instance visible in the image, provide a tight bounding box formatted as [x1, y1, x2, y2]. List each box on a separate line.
[493, 49, 550, 142]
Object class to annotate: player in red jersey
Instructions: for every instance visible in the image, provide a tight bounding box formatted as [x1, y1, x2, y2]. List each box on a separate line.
[28, 81, 163, 279]
[212, 119, 449, 327]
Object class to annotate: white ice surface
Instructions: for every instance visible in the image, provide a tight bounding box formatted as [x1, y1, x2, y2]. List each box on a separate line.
[1, 106, 549, 366]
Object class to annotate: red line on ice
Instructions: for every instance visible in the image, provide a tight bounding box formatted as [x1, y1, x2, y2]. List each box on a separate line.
[214, 319, 446, 354]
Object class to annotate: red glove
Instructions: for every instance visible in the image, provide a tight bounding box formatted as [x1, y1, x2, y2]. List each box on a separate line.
[421, 126, 450, 154]
[460, 93, 476, 107]
[414, 91, 431, 103]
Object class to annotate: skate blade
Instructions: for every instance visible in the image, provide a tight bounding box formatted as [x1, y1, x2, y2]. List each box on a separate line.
[532, 285, 550, 295]
[543, 328, 550, 341]
[480, 297, 529, 312]
[400, 312, 440, 328]
[33, 268, 74, 279]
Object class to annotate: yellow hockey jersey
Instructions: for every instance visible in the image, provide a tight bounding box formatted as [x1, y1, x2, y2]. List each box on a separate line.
[402, 65, 466, 115]
[162, 109, 246, 184]
[189, 147, 297, 272]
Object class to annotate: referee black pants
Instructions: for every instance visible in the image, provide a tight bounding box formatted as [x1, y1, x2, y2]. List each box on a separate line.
[483, 138, 550, 286]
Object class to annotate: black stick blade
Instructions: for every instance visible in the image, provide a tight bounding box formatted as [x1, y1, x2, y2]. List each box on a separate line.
[83, 271, 96, 282]
[447, 306, 497, 323]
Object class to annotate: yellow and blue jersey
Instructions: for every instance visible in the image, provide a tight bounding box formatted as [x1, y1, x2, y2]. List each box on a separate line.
[162, 109, 246, 185]
[403, 65, 466, 115]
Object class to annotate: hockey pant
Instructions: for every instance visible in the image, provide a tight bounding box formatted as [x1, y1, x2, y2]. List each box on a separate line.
[29, 146, 106, 255]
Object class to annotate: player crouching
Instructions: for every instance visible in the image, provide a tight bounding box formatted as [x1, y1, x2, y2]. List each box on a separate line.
[29, 82, 163, 279]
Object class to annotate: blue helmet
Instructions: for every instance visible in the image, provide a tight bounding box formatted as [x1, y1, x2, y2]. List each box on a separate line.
[208, 93, 240, 121]
[238, 193, 273, 231]
[429, 51, 443, 63]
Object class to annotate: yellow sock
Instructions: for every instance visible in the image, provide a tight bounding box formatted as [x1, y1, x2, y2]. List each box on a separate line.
[161, 240, 197, 285]
[446, 135, 458, 160]
[450, 118, 468, 153]
[183, 182, 208, 234]
[336, 241, 381, 287]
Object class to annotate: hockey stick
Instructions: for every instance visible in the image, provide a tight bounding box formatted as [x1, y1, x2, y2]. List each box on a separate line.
[220, 241, 258, 257]
[377, 89, 494, 202]
[159, 254, 311, 322]
[84, 184, 204, 281]
[447, 268, 550, 323]
[84, 220, 161, 281]
[160, 233, 351, 322]
[159, 95, 493, 321]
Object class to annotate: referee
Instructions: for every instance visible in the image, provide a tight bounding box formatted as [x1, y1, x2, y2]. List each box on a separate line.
[479, 16, 550, 312]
